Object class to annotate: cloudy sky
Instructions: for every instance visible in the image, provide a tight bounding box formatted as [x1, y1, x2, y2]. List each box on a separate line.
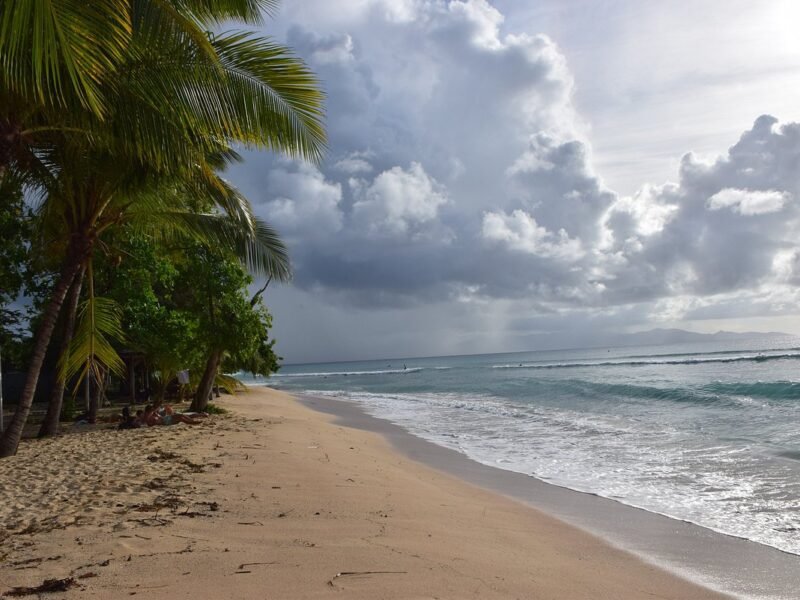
[229, 0, 800, 364]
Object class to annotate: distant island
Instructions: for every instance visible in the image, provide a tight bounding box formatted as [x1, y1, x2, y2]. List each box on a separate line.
[508, 327, 793, 355]
[604, 328, 789, 347]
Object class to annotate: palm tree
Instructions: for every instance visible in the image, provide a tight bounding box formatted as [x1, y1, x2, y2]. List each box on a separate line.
[10, 142, 291, 445]
[37, 265, 85, 437]
[0, 1, 300, 180]
[0, 0, 323, 456]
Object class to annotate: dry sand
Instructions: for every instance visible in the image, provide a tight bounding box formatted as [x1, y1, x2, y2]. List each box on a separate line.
[0, 387, 729, 599]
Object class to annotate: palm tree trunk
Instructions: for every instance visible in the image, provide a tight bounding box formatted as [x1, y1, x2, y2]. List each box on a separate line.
[37, 265, 85, 438]
[0, 240, 89, 457]
[191, 349, 221, 413]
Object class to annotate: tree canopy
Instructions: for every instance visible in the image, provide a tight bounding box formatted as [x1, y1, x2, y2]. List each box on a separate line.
[0, 0, 324, 457]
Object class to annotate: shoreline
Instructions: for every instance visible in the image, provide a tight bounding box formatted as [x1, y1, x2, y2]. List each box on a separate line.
[0, 388, 755, 598]
[295, 389, 800, 600]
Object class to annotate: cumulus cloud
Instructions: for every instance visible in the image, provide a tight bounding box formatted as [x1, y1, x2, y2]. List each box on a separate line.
[707, 188, 789, 215]
[226, 1, 800, 361]
[482, 210, 584, 261]
[600, 115, 800, 302]
[260, 162, 344, 239]
[505, 134, 614, 243]
[351, 162, 449, 238]
[333, 152, 374, 175]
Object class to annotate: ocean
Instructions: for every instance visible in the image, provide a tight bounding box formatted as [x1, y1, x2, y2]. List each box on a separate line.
[254, 335, 800, 556]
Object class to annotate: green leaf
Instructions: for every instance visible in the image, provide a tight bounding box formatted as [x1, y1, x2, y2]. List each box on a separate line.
[0, 0, 131, 116]
[60, 295, 127, 387]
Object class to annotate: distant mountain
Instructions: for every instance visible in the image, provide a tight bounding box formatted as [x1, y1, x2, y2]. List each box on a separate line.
[509, 327, 793, 355]
[599, 328, 789, 348]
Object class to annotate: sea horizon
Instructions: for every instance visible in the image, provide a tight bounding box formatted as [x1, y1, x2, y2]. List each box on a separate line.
[279, 329, 792, 367]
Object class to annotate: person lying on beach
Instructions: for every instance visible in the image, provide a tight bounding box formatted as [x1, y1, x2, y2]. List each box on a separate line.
[142, 405, 200, 426]
[153, 399, 209, 421]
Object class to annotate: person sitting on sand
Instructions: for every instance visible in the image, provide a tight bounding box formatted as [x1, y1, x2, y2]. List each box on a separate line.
[143, 404, 200, 426]
[118, 406, 142, 430]
[153, 399, 175, 417]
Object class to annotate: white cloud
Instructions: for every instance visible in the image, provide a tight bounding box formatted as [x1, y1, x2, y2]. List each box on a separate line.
[505, 134, 614, 244]
[707, 188, 789, 215]
[334, 152, 374, 175]
[261, 162, 343, 238]
[446, 0, 505, 50]
[482, 209, 584, 261]
[604, 184, 678, 241]
[310, 33, 355, 65]
[352, 162, 450, 238]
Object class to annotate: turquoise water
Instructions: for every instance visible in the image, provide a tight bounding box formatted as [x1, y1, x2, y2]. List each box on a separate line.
[253, 335, 800, 555]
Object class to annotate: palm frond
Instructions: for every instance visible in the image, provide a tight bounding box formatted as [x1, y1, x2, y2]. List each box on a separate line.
[248, 216, 291, 281]
[0, 0, 131, 116]
[215, 371, 246, 393]
[212, 31, 327, 162]
[129, 206, 291, 280]
[60, 295, 127, 388]
[113, 29, 326, 167]
[115, 166, 292, 280]
[174, 0, 279, 24]
[135, 0, 219, 65]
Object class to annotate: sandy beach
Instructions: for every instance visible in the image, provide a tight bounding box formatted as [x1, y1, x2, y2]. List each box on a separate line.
[0, 387, 729, 599]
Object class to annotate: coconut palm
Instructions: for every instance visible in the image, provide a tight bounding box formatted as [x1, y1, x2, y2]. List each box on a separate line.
[0, 0, 323, 456]
[37, 265, 85, 437]
[0, 1, 303, 180]
[8, 139, 292, 446]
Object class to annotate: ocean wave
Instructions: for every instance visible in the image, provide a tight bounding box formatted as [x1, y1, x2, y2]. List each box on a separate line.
[306, 389, 653, 438]
[526, 378, 741, 409]
[531, 378, 800, 407]
[492, 352, 800, 370]
[701, 380, 800, 400]
[559, 380, 711, 404]
[271, 367, 423, 378]
[616, 346, 800, 361]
